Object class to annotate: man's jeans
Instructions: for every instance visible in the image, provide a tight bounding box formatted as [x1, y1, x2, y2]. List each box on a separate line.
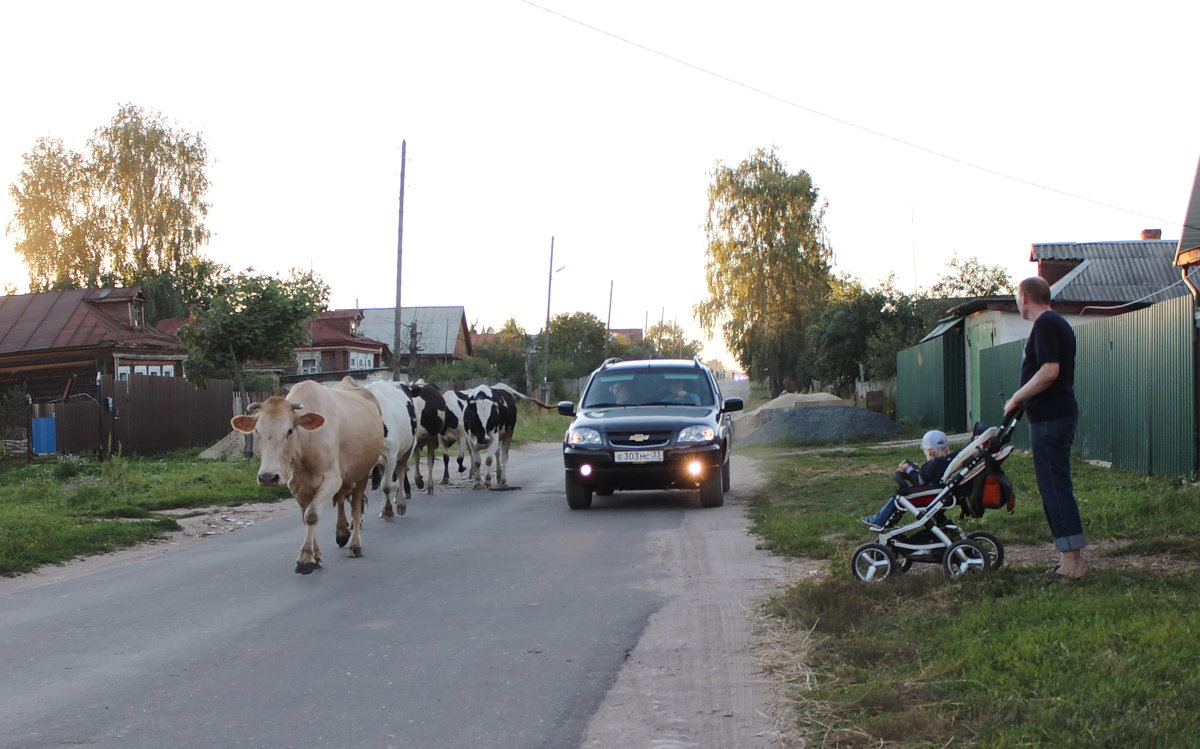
[1030, 413, 1087, 552]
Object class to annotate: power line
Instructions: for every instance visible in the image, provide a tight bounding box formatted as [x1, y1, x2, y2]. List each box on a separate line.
[518, 0, 1198, 232]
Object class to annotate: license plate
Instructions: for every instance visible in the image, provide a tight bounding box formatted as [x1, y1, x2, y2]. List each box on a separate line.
[614, 450, 663, 464]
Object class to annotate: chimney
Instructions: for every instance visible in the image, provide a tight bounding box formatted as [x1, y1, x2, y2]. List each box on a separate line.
[1142, 229, 1162, 240]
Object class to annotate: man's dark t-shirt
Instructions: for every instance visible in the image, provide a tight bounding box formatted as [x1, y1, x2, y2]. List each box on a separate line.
[1019, 310, 1077, 422]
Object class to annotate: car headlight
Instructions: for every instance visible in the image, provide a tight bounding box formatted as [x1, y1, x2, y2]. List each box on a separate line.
[678, 425, 716, 443]
[567, 427, 602, 446]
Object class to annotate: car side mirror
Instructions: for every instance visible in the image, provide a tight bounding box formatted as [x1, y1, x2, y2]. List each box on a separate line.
[722, 397, 744, 413]
[557, 401, 576, 417]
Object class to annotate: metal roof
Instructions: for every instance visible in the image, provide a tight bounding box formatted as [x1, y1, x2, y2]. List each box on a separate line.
[1176, 158, 1200, 265]
[0, 287, 184, 355]
[358, 307, 470, 357]
[1031, 240, 1198, 303]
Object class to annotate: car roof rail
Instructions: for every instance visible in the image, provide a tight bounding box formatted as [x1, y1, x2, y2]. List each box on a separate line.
[600, 357, 623, 369]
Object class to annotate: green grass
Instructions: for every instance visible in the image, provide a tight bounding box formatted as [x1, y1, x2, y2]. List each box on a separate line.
[0, 451, 289, 576]
[513, 404, 570, 446]
[750, 443, 1200, 746]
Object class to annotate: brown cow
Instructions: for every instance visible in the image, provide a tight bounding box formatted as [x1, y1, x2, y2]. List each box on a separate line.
[231, 377, 384, 574]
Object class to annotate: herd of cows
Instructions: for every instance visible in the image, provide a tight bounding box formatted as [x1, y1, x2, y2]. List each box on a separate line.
[231, 377, 553, 574]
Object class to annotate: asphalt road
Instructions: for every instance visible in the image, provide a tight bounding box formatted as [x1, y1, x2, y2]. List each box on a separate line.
[0, 439, 761, 749]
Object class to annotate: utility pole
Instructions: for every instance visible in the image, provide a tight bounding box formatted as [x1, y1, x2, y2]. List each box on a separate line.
[392, 140, 407, 381]
[541, 236, 554, 402]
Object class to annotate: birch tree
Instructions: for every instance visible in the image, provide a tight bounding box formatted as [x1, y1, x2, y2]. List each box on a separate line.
[694, 148, 833, 392]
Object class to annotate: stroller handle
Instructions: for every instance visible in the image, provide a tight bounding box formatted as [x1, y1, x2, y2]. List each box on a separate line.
[996, 407, 1023, 446]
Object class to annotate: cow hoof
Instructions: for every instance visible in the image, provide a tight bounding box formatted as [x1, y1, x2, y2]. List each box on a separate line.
[415, 477, 425, 489]
[336, 531, 350, 548]
[472, 482, 483, 490]
[399, 504, 407, 516]
[348, 547, 362, 559]
[295, 561, 319, 575]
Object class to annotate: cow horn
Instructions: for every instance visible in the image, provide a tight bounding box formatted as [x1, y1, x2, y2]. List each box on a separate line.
[246, 402, 262, 414]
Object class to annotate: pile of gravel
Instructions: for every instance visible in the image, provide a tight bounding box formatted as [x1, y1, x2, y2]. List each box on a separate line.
[736, 405, 897, 446]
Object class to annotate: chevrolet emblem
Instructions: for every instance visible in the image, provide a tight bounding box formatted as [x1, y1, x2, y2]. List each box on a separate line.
[629, 433, 650, 442]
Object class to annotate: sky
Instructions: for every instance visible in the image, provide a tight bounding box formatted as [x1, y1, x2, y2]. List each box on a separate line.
[2, 1, 1198, 370]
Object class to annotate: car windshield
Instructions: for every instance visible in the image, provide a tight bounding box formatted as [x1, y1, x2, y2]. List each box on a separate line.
[583, 370, 715, 408]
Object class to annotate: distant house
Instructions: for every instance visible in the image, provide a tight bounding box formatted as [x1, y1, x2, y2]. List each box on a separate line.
[0, 286, 187, 400]
[292, 309, 390, 376]
[608, 328, 644, 342]
[357, 306, 473, 369]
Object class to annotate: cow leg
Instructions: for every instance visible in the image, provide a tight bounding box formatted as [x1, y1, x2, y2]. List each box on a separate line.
[335, 489, 352, 548]
[296, 496, 325, 575]
[424, 447, 436, 495]
[440, 451, 451, 485]
[376, 461, 395, 521]
[497, 434, 512, 486]
[346, 483, 367, 558]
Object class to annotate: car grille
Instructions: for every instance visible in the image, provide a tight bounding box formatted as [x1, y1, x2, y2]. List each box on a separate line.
[610, 431, 672, 448]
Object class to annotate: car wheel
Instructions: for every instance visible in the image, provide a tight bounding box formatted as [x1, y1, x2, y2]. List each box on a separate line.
[721, 453, 731, 493]
[565, 472, 593, 510]
[699, 465, 724, 508]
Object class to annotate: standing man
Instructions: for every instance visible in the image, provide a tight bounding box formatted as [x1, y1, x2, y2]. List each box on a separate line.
[1004, 276, 1087, 579]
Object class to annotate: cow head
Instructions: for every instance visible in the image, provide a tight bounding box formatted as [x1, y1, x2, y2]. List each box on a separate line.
[231, 397, 326, 486]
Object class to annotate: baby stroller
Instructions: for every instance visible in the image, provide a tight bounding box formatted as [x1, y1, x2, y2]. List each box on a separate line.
[850, 412, 1020, 582]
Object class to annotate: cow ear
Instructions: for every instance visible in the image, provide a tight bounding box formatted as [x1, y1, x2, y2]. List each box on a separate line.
[296, 412, 326, 431]
[231, 415, 257, 434]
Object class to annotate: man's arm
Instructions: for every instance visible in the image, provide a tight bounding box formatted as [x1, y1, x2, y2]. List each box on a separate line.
[1004, 362, 1060, 416]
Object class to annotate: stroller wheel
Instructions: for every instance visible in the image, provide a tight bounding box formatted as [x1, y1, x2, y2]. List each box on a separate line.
[967, 531, 1005, 569]
[943, 539, 990, 578]
[851, 543, 899, 583]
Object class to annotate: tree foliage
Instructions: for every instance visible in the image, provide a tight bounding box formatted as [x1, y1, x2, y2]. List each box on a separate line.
[541, 312, 609, 379]
[474, 317, 532, 389]
[177, 269, 328, 390]
[8, 104, 211, 292]
[927, 254, 1013, 298]
[695, 148, 833, 393]
[644, 321, 703, 360]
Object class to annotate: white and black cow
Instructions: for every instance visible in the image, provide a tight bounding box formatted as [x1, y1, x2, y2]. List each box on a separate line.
[365, 380, 418, 520]
[462, 383, 553, 489]
[400, 381, 454, 495]
[441, 389, 481, 484]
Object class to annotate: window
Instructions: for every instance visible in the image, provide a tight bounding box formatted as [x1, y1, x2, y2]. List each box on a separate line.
[130, 302, 144, 329]
[350, 352, 373, 370]
[118, 365, 131, 382]
[162, 365, 175, 377]
[298, 357, 319, 375]
[147, 365, 162, 376]
[134, 365, 148, 376]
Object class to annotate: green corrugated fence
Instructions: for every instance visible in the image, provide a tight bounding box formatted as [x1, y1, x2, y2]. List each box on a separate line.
[896, 325, 967, 433]
[978, 295, 1195, 479]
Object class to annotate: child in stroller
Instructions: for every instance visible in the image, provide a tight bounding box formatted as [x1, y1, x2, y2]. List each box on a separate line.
[862, 429, 954, 530]
[850, 414, 1020, 582]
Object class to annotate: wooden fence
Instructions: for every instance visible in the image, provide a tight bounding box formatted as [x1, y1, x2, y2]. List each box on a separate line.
[29, 375, 268, 458]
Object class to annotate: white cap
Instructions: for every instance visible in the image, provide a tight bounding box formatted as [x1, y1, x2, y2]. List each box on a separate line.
[921, 430, 949, 450]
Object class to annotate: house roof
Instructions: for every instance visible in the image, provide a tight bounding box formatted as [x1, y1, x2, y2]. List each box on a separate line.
[358, 306, 472, 357]
[1031, 239, 1198, 304]
[1174, 158, 1200, 267]
[0, 286, 184, 355]
[302, 317, 388, 351]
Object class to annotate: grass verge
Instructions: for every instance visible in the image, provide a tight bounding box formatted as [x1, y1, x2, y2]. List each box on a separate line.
[749, 443, 1200, 747]
[0, 451, 289, 577]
